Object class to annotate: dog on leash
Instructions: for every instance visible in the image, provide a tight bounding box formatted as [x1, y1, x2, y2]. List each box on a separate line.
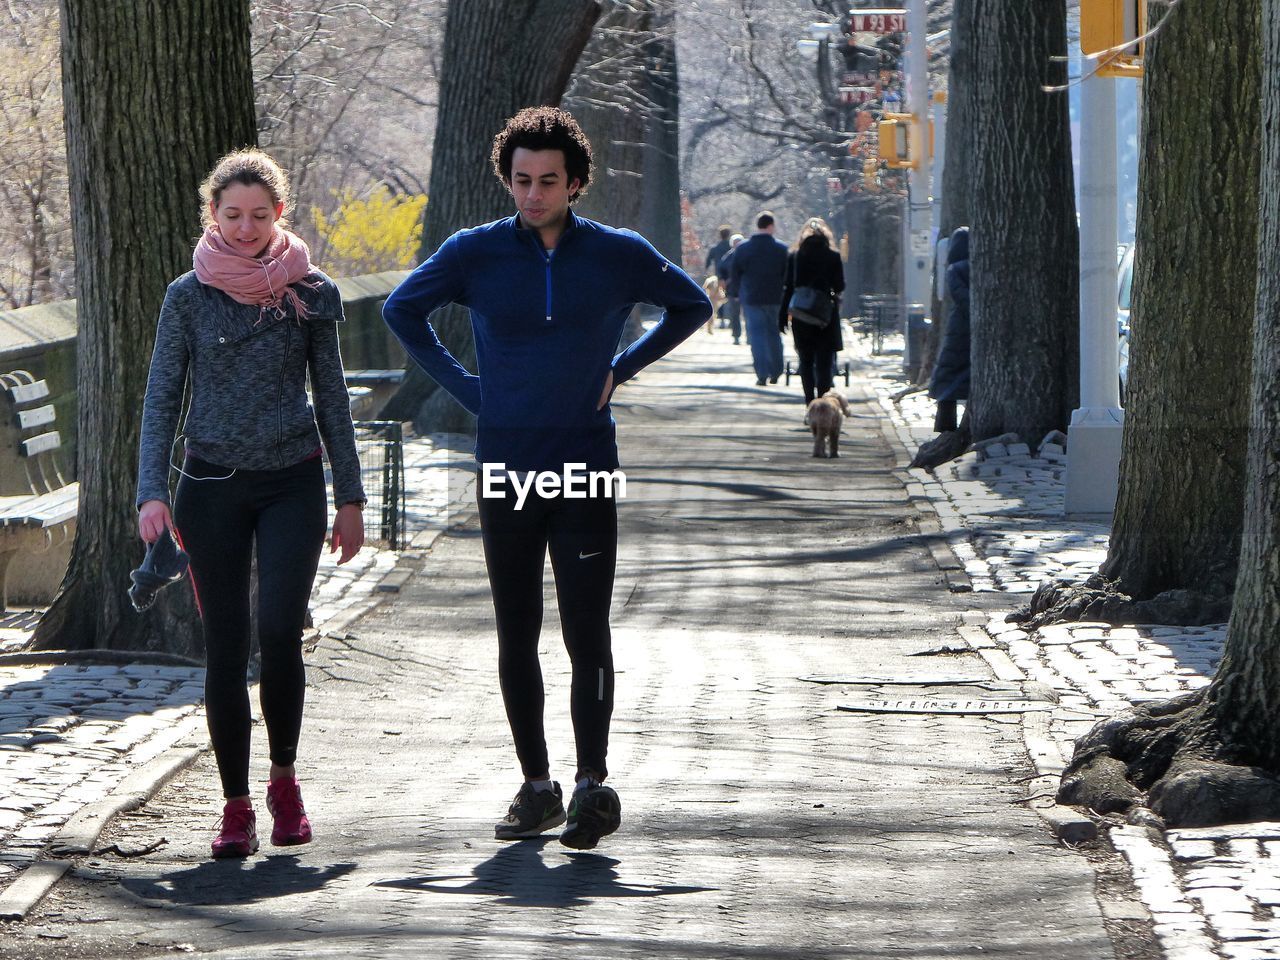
[806, 389, 851, 458]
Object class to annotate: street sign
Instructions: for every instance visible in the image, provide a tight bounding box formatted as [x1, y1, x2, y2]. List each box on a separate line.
[838, 86, 875, 105]
[848, 9, 906, 33]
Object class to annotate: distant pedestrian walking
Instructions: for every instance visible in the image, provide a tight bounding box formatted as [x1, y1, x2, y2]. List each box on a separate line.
[136, 149, 366, 860]
[730, 212, 788, 385]
[704, 225, 732, 275]
[928, 226, 970, 432]
[383, 107, 711, 850]
[717, 233, 745, 344]
[779, 217, 846, 407]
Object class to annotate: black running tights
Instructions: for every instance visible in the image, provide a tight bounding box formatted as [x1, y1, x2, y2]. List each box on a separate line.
[795, 343, 836, 405]
[477, 486, 617, 784]
[173, 455, 327, 799]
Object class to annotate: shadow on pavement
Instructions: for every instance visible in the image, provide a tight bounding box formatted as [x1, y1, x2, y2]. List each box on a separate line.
[121, 855, 357, 906]
[373, 839, 714, 907]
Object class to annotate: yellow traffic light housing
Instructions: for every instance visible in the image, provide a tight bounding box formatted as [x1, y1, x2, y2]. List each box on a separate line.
[877, 113, 933, 170]
[1080, 0, 1145, 78]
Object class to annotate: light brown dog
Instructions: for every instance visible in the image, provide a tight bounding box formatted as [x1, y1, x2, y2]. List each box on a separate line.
[806, 389, 851, 458]
[702, 275, 724, 333]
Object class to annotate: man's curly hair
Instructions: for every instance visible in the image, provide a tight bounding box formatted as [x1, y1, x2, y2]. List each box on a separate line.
[491, 106, 593, 203]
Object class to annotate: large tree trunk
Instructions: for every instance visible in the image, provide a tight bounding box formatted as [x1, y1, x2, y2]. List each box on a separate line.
[1055, 1, 1275, 829]
[915, 0, 975, 389]
[567, 0, 680, 346]
[380, 0, 601, 429]
[1210, 0, 1280, 772]
[1099, 0, 1260, 601]
[925, 0, 975, 367]
[636, 6, 681, 263]
[908, 0, 976, 451]
[32, 1, 257, 654]
[967, 1, 1078, 444]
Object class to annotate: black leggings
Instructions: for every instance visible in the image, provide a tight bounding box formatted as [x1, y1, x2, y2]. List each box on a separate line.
[477, 484, 618, 783]
[173, 455, 327, 799]
[795, 343, 837, 405]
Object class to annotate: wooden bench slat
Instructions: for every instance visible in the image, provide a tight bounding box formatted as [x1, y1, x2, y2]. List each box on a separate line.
[15, 404, 56, 430]
[8, 380, 50, 404]
[0, 483, 78, 528]
[20, 431, 61, 457]
[345, 369, 406, 385]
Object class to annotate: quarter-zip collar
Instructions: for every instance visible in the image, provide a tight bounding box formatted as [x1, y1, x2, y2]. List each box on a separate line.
[513, 210, 581, 325]
[513, 208, 581, 255]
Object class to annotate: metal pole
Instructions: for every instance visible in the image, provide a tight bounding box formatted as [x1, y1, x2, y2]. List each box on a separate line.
[1064, 71, 1125, 515]
[902, 0, 932, 370]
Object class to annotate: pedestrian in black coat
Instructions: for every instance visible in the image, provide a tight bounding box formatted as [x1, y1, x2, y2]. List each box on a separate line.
[779, 217, 846, 406]
[928, 226, 970, 432]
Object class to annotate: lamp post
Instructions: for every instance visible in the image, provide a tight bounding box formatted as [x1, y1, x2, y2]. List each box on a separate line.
[1064, 1, 1143, 515]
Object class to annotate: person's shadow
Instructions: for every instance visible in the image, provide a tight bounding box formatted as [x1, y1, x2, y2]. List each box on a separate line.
[374, 840, 714, 908]
[121, 855, 357, 906]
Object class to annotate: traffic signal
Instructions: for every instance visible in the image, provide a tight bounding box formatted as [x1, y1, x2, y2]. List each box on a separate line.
[1080, 0, 1144, 77]
[877, 113, 934, 169]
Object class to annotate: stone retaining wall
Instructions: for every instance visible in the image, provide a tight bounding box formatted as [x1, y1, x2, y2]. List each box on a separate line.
[0, 270, 409, 475]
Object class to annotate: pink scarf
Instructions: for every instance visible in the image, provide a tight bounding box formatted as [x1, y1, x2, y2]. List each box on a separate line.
[193, 225, 316, 320]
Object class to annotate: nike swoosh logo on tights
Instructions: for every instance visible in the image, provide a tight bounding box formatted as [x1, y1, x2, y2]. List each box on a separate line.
[579, 551, 602, 560]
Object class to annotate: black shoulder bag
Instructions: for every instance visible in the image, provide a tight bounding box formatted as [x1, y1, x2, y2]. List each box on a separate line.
[786, 256, 832, 327]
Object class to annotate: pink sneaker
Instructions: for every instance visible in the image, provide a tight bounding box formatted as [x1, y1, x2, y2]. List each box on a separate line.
[266, 776, 312, 846]
[212, 802, 259, 858]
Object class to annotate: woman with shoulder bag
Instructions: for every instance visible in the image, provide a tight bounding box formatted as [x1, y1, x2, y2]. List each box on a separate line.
[136, 149, 366, 859]
[779, 217, 846, 409]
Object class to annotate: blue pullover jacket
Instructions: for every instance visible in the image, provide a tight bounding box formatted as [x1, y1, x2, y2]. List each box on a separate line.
[382, 212, 713, 473]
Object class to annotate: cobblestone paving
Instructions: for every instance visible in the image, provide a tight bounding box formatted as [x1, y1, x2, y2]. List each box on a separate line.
[0, 434, 458, 905]
[0, 665, 203, 884]
[854, 333, 1279, 960]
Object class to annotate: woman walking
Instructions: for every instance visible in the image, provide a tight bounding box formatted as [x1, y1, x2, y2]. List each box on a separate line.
[779, 218, 846, 407]
[136, 150, 366, 858]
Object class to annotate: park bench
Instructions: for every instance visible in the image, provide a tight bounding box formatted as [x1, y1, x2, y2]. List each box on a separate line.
[0, 370, 78, 609]
[345, 368, 405, 419]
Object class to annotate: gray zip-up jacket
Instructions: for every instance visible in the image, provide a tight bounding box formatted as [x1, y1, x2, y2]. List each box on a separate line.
[136, 270, 365, 510]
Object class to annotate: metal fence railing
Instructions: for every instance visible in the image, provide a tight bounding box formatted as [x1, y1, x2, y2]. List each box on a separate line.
[353, 420, 407, 550]
[856, 294, 901, 355]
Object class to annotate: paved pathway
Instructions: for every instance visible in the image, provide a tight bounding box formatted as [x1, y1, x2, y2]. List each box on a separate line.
[2, 333, 1117, 959]
[0, 436, 459, 909]
[861, 334, 1280, 960]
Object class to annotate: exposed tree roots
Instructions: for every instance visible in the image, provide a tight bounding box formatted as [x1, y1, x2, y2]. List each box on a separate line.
[1010, 574, 1232, 630]
[909, 426, 973, 471]
[1058, 690, 1280, 827]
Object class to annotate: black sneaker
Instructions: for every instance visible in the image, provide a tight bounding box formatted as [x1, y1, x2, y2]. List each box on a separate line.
[495, 782, 565, 840]
[559, 783, 621, 850]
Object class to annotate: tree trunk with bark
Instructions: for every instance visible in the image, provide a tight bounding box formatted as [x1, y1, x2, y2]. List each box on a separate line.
[1056, 0, 1277, 829]
[567, 0, 680, 346]
[33, 0, 257, 654]
[966, 1, 1078, 444]
[909, 0, 975, 459]
[1099, 0, 1260, 602]
[380, 0, 601, 429]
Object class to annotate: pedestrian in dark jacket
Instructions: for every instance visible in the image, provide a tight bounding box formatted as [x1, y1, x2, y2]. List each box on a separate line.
[383, 106, 711, 851]
[704, 225, 732, 274]
[137, 149, 366, 861]
[717, 233, 745, 344]
[730, 212, 789, 384]
[928, 226, 970, 432]
[779, 217, 846, 406]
